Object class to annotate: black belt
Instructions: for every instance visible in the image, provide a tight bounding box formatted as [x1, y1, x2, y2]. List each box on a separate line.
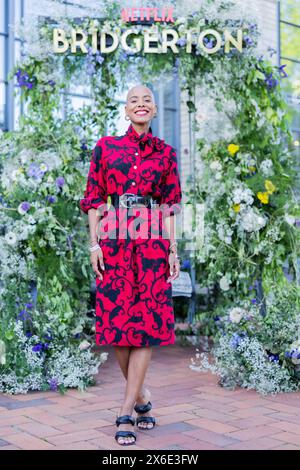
[109, 193, 158, 209]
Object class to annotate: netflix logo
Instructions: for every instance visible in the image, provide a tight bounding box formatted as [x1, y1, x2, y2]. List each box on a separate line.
[120, 6, 175, 23]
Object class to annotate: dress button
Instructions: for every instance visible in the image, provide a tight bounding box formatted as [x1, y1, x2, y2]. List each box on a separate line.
[135, 152, 138, 156]
[133, 165, 137, 169]
[132, 181, 136, 186]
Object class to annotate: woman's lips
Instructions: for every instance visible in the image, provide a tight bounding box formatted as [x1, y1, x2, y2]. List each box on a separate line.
[135, 110, 149, 115]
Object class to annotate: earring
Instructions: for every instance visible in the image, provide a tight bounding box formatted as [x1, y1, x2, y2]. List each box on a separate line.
[125, 115, 130, 121]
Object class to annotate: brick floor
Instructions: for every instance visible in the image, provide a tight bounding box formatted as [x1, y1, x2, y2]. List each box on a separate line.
[0, 342, 300, 450]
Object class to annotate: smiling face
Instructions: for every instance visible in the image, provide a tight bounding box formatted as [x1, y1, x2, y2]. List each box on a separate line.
[125, 85, 157, 125]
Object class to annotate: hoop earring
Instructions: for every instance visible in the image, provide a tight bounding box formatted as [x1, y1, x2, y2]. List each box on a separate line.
[125, 115, 130, 121]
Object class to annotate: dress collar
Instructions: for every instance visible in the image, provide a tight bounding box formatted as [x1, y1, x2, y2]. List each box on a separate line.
[125, 123, 153, 144]
[125, 123, 165, 158]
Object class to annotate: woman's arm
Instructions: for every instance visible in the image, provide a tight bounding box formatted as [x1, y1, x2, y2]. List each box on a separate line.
[164, 213, 180, 282]
[88, 208, 105, 280]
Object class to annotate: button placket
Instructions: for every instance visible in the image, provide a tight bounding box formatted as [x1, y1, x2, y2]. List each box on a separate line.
[131, 146, 140, 188]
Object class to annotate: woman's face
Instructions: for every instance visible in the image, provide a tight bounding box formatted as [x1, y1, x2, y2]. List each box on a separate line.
[125, 87, 157, 125]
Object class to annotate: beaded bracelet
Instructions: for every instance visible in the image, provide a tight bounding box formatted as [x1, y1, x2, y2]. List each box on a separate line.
[89, 243, 100, 253]
[169, 241, 178, 252]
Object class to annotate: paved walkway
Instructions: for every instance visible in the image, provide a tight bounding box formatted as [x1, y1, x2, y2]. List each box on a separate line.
[0, 342, 300, 450]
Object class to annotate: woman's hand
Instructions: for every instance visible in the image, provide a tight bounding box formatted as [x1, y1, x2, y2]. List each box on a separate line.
[90, 247, 105, 280]
[167, 252, 180, 283]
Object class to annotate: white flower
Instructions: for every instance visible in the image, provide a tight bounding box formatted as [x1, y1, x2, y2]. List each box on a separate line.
[215, 172, 222, 180]
[210, 160, 222, 171]
[39, 163, 48, 172]
[260, 159, 274, 176]
[285, 214, 295, 225]
[240, 208, 267, 232]
[229, 307, 247, 323]
[232, 186, 254, 205]
[219, 275, 231, 291]
[5, 232, 17, 245]
[79, 340, 91, 351]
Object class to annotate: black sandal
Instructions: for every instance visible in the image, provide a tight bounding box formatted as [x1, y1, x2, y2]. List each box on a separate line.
[134, 401, 156, 429]
[115, 414, 137, 446]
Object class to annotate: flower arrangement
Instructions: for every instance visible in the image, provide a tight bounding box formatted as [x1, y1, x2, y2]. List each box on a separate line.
[190, 281, 300, 395]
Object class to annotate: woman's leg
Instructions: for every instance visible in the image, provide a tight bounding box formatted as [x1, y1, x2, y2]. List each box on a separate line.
[113, 346, 131, 380]
[114, 346, 153, 444]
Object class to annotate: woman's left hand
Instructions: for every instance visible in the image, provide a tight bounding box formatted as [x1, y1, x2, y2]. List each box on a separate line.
[167, 252, 180, 283]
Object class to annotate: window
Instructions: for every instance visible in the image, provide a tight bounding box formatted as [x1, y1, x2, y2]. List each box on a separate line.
[279, 0, 300, 160]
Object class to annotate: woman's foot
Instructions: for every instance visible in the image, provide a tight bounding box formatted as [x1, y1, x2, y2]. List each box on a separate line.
[115, 407, 136, 445]
[135, 387, 155, 429]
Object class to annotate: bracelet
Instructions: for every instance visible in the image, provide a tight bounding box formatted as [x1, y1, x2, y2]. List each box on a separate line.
[89, 238, 98, 246]
[169, 241, 177, 252]
[89, 243, 100, 253]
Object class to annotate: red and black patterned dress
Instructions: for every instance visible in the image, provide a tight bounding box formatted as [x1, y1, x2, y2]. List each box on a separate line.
[80, 123, 182, 347]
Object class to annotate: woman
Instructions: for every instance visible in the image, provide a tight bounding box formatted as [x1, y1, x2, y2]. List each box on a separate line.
[80, 84, 182, 446]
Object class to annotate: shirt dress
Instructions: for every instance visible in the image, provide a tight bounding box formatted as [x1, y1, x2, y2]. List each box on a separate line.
[79, 123, 182, 347]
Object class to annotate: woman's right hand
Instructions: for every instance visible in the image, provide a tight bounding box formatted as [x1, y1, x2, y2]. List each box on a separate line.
[90, 247, 105, 280]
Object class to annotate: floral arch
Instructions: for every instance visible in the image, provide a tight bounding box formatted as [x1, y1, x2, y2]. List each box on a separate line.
[0, 0, 299, 394]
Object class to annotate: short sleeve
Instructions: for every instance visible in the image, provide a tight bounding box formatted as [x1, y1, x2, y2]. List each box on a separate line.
[79, 138, 107, 214]
[160, 146, 182, 216]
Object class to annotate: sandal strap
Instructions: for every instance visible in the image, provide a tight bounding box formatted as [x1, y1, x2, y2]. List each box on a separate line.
[134, 400, 152, 414]
[136, 416, 156, 425]
[116, 414, 135, 426]
[115, 430, 136, 439]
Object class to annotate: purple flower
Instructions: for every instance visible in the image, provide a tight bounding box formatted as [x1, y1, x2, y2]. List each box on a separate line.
[15, 69, 35, 89]
[46, 195, 56, 203]
[182, 259, 191, 270]
[86, 62, 96, 76]
[267, 352, 279, 362]
[20, 201, 31, 212]
[230, 333, 245, 349]
[279, 64, 288, 78]
[203, 37, 215, 49]
[55, 176, 65, 188]
[32, 344, 43, 352]
[251, 298, 257, 304]
[296, 220, 300, 228]
[26, 332, 33, 337]
[48, 377, 58, 391]
[25, 303, 33, 309]
[96, 54, 104, 65]
[80, 141, 88, 151]
[264, 73, 278, 89]
[48, 80, 56, 87]
[244, 35, 253, 46]
[27, 163, 45, 180]
[176, 37, 187, 47]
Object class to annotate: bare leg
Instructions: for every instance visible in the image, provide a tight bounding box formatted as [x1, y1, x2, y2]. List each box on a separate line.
[114, 346, 153, 444]
[114, 346, 149, 398]
[113, 346, 131, 380]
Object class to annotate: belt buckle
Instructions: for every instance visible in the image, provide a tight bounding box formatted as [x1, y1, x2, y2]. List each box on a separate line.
[120, 193, 136, 208]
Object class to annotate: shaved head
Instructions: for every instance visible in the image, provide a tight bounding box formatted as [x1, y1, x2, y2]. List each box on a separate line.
[126, 84, 155, 104]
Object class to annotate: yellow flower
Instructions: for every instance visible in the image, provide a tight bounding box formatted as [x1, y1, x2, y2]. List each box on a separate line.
[232, 203, 241, 212]
[228, 144, 240, 156]
[16, 167, 24, 174]
[257, 191, 269, 204]
[265, 179, 276, 194]
[248, 166, 256, 172]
